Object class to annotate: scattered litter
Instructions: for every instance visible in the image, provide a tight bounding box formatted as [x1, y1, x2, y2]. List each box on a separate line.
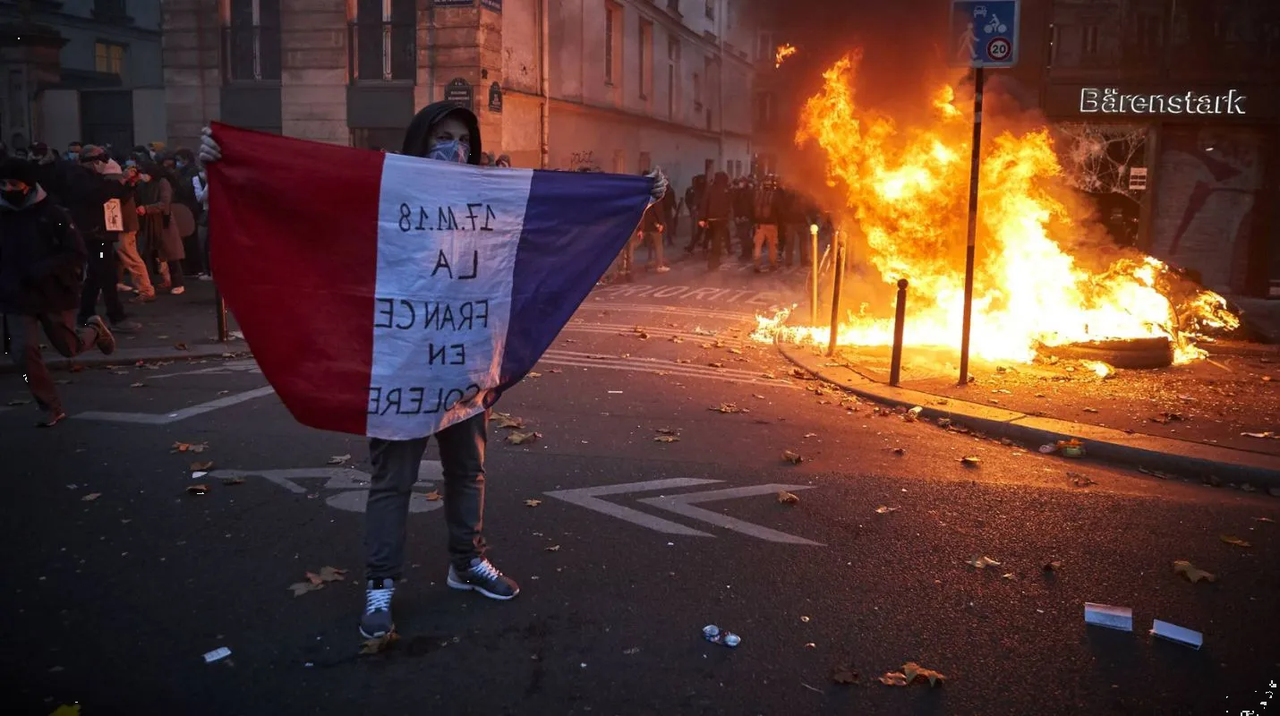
[129, 382, 146, 388]
[1172, 560, 1215, 584]
[1241, 431, 1278, 439]
[190, 461, 214, 472]
[777, 490, 800, 505]
[192, 471, 208, 479]
[361, 632, 399, 655]
[622, 647, 641, 655]
[524, 499, 542, 507]
[1001, 572, 1017, 580]
[545, 544, 561, 552]
[803, 432, 818, 438]
[186, 484, 209, 495]
[424, 491, 442, 501]
[1038, 444, 1057, 454]
[172, 441, 209, 453]
[709, 403, 744, 414]
[800, 615, 811, 623]
[905, 406, 923, 422]
[1256, 517, 1275, 524]
[1149, 619, 1203, 650]
[289, 566, 347, 596]
[1043, 560, 1063, 572]
[202, 647, 232, 663]
[1151, 412, 1184, 425]
[654, 435, 680, 443]
[890, 447, 906, 456]
[492, 412, 524, 429]
[655, 427, 678, 435]
[174, 342, 190, 351]
[879, 662, 946, 687]
[937, 417, 953, 429]
[875, 506, 898, 514]
[1084, 602, 1133, 632]
[1068, 472, 1097, 487]
[327, 454, 351, 465]
[878, 672, 908, 687]
[782, 450, 805, 465]
[966, 555, 1001, 569]
[506, 431, 541, 445]
[1058, 439, 1086, 458]
[1219, 535, 1251, 548]
[607, 390, 623, 394]
[831, 665, 859, 684]
[1082, 407, 1099, 414]
[81, 493, 101, 502]
[702, 624, 741, 648]
[960, 456, 981, 468]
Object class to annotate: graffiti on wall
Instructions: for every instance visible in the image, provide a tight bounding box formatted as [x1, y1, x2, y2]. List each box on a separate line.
[568, 150, 601, 172]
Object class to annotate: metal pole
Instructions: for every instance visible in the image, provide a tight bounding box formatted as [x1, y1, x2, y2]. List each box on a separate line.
[826, 234, 845, 357]
[215, 284, 228, 343]
[957, 65, 985, 387]
[890, 278, 908, 387]
[809, 223, 820, 324]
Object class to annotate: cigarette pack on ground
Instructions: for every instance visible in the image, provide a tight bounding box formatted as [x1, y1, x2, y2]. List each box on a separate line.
[1150, 620, 1203, 649]
[202, 647, 232, 663]
[1084, 602, 1133, 632]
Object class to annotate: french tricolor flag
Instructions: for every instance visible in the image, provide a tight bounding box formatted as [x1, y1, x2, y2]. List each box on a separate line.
[207, 123, 650, 439]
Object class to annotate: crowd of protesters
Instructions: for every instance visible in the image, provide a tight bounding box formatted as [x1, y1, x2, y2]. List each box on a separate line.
[608, 170, 832, 283]
[0, 138, 209, 426]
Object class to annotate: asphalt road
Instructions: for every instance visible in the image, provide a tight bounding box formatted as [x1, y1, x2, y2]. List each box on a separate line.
[2, 260, 1277, 716]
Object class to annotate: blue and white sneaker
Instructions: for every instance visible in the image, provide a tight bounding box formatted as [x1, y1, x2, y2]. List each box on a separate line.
[446, 558, 520, 601]
[359, 578, 395, 638]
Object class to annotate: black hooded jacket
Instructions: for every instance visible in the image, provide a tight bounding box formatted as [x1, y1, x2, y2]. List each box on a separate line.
[401, 101, 482, 164]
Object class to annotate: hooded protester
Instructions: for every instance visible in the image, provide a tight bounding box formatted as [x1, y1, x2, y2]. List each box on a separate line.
[71, 146, 140, 330]
[0, 159, 117, 427]
[136, 160, 186, 295]
[198, 100, 668, 640]
[699, 171, 733, 271]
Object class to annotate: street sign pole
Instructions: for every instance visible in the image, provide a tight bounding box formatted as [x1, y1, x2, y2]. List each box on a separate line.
[950, 0, 1018, 386]
[957, 65, 984, 386]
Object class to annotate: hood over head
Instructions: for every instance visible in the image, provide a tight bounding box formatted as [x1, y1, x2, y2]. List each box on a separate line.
[401, 101, 482, 164]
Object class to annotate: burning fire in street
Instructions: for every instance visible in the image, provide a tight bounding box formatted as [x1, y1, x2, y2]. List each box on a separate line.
[775, 44, 798, 68]
[755, 52, 1239, 365]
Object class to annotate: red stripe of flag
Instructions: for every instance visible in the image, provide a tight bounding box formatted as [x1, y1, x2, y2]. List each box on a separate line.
[207, 123, 382, 435]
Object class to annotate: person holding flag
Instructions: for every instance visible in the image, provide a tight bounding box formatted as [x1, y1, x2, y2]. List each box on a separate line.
[198, 102, 667, 639]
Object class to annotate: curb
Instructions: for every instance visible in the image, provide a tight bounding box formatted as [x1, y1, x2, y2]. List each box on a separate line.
[778, 342, 1280, 491]
[0, 344, 251, 374]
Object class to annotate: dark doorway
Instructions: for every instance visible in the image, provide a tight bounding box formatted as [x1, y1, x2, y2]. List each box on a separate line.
[80, 90, 134, 151]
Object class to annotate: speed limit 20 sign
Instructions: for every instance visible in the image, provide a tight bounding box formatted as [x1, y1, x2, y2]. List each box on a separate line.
[951, 0, 1021, 68]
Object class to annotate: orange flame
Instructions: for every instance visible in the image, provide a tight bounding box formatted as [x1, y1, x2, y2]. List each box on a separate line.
[775, 44, 798, 68]
[757, 53, 1238, 365]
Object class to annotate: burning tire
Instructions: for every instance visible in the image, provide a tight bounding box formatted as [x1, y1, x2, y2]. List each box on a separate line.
[1044, 336, 1174, 369]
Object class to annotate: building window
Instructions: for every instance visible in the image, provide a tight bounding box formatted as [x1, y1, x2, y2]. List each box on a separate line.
[692, 71, 702, 109]
[638, 151, 652, 173]
[667, 0, 679, 12]
[1082, 24, 1100, 57]
[93, 0, 130, 21]
[352, 0, 415, 81]
[94, 41, 126, 76]
[757, 31, 774, 62]
[705, 0, 714, 21]
[224, 0, 282, 82]
[753, 91, 773, 131]
[639, 20, 653, 100]
[667, 36, 680, 120]
[605, 2, 621, 85]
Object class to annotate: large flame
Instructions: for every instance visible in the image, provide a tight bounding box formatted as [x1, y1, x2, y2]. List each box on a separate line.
[760, 53, 1238, 365]
[775, 44, 798, 68]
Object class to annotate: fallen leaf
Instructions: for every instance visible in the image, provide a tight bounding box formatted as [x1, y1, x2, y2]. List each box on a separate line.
[220, 476, 245, 486]
[902, 662, 947, 687]
[81, 492, 101, 502]
[1220, 535, 1251, 548]
[777, 490, 800, 505]
[709, 403, 742, 414]
[7, 398, 31, 406]
[622, 646, 641, 655]
[424, 491, 443, 501]
[1241, 431, 1278, 439]
[782, 450, 805, 465]
[1043, 560, 1063, 572]
[878, 672, 908, 687]
[525, 499, 542, 507]
[669, 336, 683, 344]
[1069, 473, 1097, 487]
[654, 435, 680, 443]
[831, 665, 859, 684]
[728, 347, 743, 355]
[327, 454, 351, 465]
[1001, 572, 1017, 580]
[305, 566, 348, 585]
[875, 505, 898, 514]
[708, 362, 725, 368]
[174, 342, 189, 351]
[506, 431, 541, 445]
[129, 382, 146, 388]
[655, 427, 678, 435]
[492, 412, 525, 430]
[1082, 407, 1099, 413]
[803, 432, 818, 438]
[187, 484, 209, 495]
[545, 544, 561, 552]
[360, 632, 399, 654]
[548, 368, 563, 374]
[190, 461, 214, 472]
[960, 456, 981, 467]
[1172, 560, 1216, 583]
[891, 447, 906, 456]
[966, 555, 1002, 569]
[526, 371, 543, 378]
[172, 441, 209, 454]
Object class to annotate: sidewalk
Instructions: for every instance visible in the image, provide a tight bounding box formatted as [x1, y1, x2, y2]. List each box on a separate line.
[779, 341, 1280, 490]
[1, 280, 248, 374]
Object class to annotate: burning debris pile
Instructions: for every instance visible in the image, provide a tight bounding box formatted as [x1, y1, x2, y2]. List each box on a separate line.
[775, 44, 798, 68]
[755, 52, 1239, 366]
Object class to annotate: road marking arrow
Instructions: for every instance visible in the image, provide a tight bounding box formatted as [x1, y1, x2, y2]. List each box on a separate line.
[545, 479, 721, 537]
[638, 484, 823, 545]
[75, 385, 276, 425]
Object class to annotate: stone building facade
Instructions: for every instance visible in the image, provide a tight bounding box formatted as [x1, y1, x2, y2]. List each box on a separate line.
[161, 0, 758, 190]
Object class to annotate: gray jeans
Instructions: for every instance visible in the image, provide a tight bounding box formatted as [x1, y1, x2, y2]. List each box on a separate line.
[4, 311, 99, 412]
[365, 411, 488, 581]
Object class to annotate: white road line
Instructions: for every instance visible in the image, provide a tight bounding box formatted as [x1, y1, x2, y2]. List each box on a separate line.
[582, 302, 762, 322]
[638, 484, 824, 545]
[537, 357, 800, 389]
[74, 385, 277, 425]
[544, 349, 771, 380]
[562, 324, 752, 346]
[545, 479, 721, 537]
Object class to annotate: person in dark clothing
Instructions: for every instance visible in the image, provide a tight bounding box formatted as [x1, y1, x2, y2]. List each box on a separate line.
[70, 147, 140, 331]
[684, 174, 706, 254]
[699, 171, 733, 271]
[661, 179, 678, 247]
[732, 178, 754, 261]
[752, 177, 785, 272]
[638, 177, 671, 272]
[0, 159, 117, 427]
[200, 101, 668, 640]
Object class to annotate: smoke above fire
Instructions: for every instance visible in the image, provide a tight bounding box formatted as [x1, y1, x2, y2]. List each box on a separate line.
[761, 51, 1238, 364]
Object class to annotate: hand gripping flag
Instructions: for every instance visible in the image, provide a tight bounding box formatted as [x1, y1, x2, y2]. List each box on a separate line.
[207, 123, 650, 439]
